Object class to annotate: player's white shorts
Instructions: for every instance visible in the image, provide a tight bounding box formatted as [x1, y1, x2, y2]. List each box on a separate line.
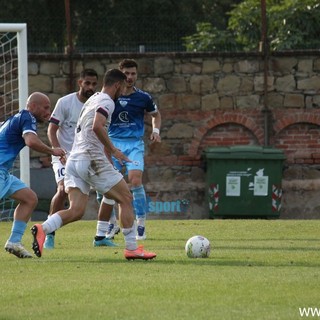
[64, 158, 123, 196]
[51, 157, 66, 184]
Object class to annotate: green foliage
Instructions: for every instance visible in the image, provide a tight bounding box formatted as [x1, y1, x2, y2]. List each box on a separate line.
[229, 0, 320, 51]
[184, 0, 320, 51]
[0, 220, 320, 319]
[269, 0, 320, 50]
[183, 22, 239, 52]
[0, 0, 241, 53]
[2, 0, 319, 53]
[228, 0, 265, 51]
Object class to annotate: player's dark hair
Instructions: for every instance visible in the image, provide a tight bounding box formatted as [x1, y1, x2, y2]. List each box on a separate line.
[80, 68, 98, 79]
[103, 69, 127, 86]
[119, 59, 138, 70]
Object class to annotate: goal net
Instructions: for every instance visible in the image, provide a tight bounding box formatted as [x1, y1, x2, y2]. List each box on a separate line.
[0, 23, 29, 221]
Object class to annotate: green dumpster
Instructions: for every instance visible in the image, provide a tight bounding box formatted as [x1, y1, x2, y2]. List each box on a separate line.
[204, 146, 286, 219]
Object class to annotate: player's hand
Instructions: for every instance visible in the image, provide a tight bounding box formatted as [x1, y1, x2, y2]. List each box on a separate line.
[150, 132, 161, 144]
[112, 148, 131, 165]
[52, 147, 66, 165]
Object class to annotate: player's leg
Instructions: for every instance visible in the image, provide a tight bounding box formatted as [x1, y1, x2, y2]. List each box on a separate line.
[105, 178, 156, 260]
[31, 187, 89, 257]
[31, 159, 90, 257]
[128, 170, 147, 240]
[125, 139, 147, 240]
[49, 171, 68, 215]
[106, 139, 128, 239]
[95, 191, 119, 241]
[105, 206, 120, 239]
[4, 177, 37, 258]
[91, 158, 155, 260]
[93, 197, 118, 247]
[44, 161, 67, 249]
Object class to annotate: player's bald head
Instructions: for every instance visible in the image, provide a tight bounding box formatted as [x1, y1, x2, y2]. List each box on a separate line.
[27, 92, 50, 107]
[26, 92, 51, 122]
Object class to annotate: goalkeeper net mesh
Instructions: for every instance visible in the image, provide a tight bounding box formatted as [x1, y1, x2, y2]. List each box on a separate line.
[0, 30, 20, 221]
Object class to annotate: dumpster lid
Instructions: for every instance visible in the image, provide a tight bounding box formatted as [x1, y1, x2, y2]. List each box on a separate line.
[204, 145, 286, 160]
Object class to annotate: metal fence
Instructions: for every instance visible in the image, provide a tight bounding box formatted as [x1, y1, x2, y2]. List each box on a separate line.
[2, 15, 195, 54]
[1, 8, 319, 54]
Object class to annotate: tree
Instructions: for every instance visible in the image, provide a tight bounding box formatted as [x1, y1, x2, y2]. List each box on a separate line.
[72, 0, 240, 52]
[183, 22, 239, 52]
[267, 0, 320, 50]
[184, 0, 320, 52]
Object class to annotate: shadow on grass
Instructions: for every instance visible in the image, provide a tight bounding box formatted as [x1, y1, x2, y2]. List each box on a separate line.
[31, 255, 320, 268]
[215, 245, 320, 252]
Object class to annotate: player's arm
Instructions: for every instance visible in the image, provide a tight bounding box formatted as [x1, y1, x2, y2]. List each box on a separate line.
[23, 132, 65, 158]
[92, 112, 130, 164]
[47, 122, 60, 148]
[150, 110, 161, 143]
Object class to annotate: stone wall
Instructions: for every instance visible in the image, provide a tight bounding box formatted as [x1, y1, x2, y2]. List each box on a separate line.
[26, 51, 320, 219]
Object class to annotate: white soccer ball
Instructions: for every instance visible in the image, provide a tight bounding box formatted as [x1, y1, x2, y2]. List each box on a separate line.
[185, 235, 210, 258]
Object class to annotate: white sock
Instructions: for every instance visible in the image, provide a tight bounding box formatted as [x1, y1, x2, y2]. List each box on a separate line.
[96, 221, 109, 237]
[42, 214, 63, 234]
[136, 217, 145, 228]
[122, 224, 137, 251]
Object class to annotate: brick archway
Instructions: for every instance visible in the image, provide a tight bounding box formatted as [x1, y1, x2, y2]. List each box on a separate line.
[189, 112, 265, 157]
[273, 112, 320, 134]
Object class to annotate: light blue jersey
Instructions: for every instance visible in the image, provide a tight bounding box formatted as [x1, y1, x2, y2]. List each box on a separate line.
[0, 110, 37, 171]
[0, 110, 37, 199]
[108, 88, 157, 173]
[109, 87, 158, 139]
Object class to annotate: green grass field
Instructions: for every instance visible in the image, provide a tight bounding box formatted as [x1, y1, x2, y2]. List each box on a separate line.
[0, 219, 319, 320]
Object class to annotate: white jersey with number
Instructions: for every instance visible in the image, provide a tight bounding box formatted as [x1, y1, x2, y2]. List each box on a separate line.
[49, 92, 83, 153]
[68, 92, 114, 161]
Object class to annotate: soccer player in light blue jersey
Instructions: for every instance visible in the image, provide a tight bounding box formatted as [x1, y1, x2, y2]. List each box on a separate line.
[98, 59, 161, 241]
[0, 92, 65, 258]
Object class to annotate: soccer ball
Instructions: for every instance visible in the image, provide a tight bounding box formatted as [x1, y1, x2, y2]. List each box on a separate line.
[185, 235, 210, 258]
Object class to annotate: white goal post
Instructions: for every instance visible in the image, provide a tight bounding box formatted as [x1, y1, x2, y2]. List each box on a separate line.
[0, 23, 29, 187]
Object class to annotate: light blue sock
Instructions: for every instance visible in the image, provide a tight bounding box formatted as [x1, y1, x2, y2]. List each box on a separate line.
[131, 185, 147, 220]
[8, 220, 27, 243]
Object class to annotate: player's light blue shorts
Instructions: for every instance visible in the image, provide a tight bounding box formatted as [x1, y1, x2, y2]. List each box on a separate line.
[111, 138, 145, 174]
[0, 169, 27, 200]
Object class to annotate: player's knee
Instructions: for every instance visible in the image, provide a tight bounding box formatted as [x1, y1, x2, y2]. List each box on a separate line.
[29, 190, 38, 207]
[130, 179, 142, 188]
[68, 206, 85, 221]
[118, 192, 133, 206]
[20, 189, 38, 209]
[68, 200, 87, 220]
[128, 174, 142, 188]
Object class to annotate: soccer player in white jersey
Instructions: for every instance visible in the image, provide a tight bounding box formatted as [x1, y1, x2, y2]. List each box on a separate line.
[0, 92, 65, 258]
[30, 69, 157, 260]
[45, 69, 117, 249]
[99, 59, 161, 241]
